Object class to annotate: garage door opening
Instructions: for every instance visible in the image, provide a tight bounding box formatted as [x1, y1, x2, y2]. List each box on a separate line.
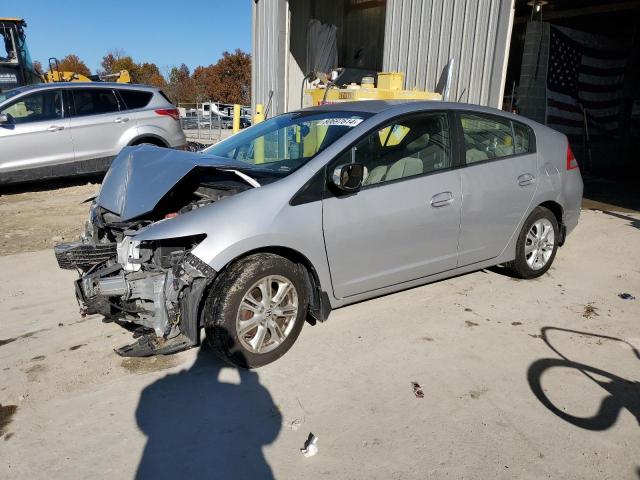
[504, 0, 640, 211]
[287, 0, 387, 111]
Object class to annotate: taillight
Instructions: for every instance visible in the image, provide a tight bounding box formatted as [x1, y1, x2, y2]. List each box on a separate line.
[155, 108, 180, 121]
[566, 143, 579, 170]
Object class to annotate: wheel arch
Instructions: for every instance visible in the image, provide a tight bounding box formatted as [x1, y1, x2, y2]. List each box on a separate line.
[213, 245, 331, 325]
[538, 200, 565, 245]
[128, 134, 169, 147]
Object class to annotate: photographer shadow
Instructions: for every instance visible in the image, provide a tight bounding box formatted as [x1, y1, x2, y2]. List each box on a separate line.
[134, 343, 281, 479]
[527, 327, 640, 431]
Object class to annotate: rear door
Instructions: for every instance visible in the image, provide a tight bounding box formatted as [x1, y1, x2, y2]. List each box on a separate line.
[322, 111, 462, 298]
[457, 112, 538, 266]
[0, 88, 73, 175]
[67, 87, 132, 164]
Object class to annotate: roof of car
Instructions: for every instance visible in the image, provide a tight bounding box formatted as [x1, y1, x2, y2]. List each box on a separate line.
[302, 99, 533, 125]
[5, 82, 159, 94]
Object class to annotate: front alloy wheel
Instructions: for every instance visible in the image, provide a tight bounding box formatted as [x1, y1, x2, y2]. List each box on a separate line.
[236, 275, 299, 354]
[204, 253, 308, 368]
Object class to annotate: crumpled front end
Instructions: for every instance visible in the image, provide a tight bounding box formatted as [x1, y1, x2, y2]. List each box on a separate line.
[53, 146, 263, 356]
[55, 205, 215, 356]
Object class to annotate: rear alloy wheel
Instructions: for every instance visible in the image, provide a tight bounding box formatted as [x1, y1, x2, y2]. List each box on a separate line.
[204, 253, 308, 368]
[507, 206, 559, 279]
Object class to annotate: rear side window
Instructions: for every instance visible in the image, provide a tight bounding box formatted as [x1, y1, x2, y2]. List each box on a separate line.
[118, 89, 153, 110]
[72, 89, 119, 116]
[460, 113, 534, 164]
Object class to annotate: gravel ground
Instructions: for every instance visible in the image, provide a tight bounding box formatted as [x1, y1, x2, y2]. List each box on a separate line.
[0, 208, 639, 479]
[0, 182, 99, 256]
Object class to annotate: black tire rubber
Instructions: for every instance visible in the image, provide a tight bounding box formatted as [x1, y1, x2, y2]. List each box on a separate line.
[506, 206, 559, 279]
[204, 253, 308, 369]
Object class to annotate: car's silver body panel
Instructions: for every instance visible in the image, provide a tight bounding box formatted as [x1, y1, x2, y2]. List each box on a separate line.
[58, 100, 583, 355]
[0, 82, 186, 183]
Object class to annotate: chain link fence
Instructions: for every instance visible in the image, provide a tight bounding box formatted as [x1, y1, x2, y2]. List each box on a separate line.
[178, 102, 251, 146]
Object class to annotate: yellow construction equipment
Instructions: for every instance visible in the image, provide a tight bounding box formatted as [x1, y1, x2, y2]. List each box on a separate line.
[303, 72, 441, 107]
[43, 57, 131, 84]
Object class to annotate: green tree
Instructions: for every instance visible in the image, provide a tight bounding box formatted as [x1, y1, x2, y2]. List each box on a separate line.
[165, 64, 194, 104]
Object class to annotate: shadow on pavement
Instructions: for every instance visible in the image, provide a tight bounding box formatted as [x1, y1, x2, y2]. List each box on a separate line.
[601, 210, 640, 231]
[135, 343, 281, 479]
[527, 327, 640, 431]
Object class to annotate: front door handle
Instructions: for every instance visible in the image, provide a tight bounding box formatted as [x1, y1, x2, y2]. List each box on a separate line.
[430, 191, 454, 208]
[114, 117, 129, 123]
[47, 125, 64, 132]
[518, 173, 535, 186]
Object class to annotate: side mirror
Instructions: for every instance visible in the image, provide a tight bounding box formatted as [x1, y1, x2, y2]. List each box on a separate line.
[0, 114, 8, 124]
[331, 162, 368, 192]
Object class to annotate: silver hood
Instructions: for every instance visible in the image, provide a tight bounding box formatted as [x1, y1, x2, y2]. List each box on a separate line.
[97, 145, 258, 221]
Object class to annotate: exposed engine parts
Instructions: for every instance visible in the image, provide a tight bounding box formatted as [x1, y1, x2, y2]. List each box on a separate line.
[52, 165, 254, 357]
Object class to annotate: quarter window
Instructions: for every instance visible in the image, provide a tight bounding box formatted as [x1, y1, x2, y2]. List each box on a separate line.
[343, 112, 452, 187]
[118, 89, 153, 110]
[72, 89, 120, 116]
[461, 113, 534, 164]
[0, 90, 62, 124]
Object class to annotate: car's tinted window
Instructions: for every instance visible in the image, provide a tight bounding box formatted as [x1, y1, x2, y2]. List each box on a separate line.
[340, 112, 451, 187]
[0, 90, 62, 124]
[461, 113, 534, 164]
[119, 89, 153, 109]
[72, 89, 119, 116]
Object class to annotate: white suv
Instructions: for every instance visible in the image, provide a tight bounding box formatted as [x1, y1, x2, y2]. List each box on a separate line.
[0, 83, 186, 184]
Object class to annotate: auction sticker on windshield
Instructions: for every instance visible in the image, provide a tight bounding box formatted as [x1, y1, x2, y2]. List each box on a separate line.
[315, 117, 364, 127]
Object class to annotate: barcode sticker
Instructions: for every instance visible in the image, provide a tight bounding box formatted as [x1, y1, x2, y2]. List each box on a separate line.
[315, 118, 363, 127]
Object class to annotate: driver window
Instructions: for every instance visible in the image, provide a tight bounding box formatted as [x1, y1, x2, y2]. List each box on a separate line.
[1, 90, 62, 124]
[347, 112, 452, 186]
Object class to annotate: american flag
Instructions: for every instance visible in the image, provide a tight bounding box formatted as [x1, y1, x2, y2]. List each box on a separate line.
[546, 26, 627, 138]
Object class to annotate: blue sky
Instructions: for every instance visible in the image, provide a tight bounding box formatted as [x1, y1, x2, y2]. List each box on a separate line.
[3, 0, 252, 74]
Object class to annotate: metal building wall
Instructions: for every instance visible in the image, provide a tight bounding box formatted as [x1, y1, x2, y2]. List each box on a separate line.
[382, 0, 515, 108]
[252, 0, 288, 116]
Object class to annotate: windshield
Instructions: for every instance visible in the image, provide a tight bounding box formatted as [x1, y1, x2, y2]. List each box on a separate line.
[203, 110, 371, 176]
[1, 25, 18, 65]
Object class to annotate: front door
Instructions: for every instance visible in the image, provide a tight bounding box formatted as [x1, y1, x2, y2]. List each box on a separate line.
[322, 111, 462, 298]
[457, 112, 538, 266]
[0, 89, 73, 177]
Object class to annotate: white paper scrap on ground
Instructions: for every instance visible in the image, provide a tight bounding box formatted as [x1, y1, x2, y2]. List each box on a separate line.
[301, 433, 319, 457]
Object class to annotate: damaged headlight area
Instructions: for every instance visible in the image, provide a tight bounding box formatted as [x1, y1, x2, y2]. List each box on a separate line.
[55, 221, 214, 357]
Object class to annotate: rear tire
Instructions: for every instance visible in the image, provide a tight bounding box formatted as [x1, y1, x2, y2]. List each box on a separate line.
[506, 206, 559, 279]
[204, 253, 308, 369]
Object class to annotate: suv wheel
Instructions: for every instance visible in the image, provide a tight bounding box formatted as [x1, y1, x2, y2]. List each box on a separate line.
[204, 253, 308, 368]
[507, 206, 559, 279]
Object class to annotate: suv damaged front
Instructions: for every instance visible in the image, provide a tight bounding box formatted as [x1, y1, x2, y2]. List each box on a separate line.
[54, 145, 264, 356]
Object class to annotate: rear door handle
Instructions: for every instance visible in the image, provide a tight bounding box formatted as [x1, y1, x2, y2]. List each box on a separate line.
[518, 173, 535, 186]
[47, 125, 64, 132]
[430, 191, 455, 208]
[114, 117, 129, 123]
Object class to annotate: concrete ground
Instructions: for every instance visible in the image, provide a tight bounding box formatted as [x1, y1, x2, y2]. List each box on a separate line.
[1, 209, 639, 479]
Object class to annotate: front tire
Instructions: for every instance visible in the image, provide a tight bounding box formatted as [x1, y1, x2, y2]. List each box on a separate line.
[507, 206, 559, 279]
[204, 253, 308, 368]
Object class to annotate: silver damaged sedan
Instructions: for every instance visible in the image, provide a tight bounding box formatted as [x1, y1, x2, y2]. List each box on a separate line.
[54, 101, 583, 368]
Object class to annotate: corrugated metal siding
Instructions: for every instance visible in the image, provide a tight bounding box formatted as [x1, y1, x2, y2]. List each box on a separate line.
[252, 0, 288, 115]
[383, 0, 514, 108]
